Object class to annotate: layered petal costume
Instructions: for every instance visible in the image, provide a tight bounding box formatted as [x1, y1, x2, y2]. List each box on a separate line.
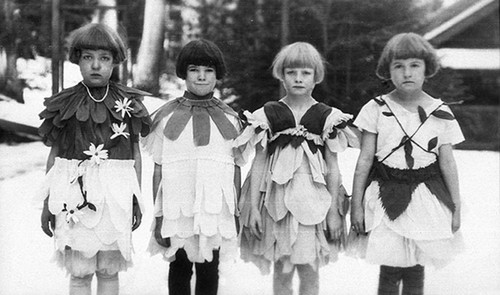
[142, 91, 242, 263]
[37, 81, 151, 272]
[235, 101, 359, 274]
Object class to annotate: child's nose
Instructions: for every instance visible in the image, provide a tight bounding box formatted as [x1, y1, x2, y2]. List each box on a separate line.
[198, 70, 206, 80]
[403, 66, 411, 77]
[91, 59, 100, 69]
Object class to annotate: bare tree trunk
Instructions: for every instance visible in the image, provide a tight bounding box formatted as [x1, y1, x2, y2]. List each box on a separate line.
[93, 0, 118, 30]
[133, 0, 166, 96]
[279, 0, 289, 97]
[1, 0, 24, 102]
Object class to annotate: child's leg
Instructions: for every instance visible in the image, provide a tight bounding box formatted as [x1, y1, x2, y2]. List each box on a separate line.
[296, 264, 319, 295]
[95, 250, 125, 295]
[401, 265, 424, 295]
[65, 249, 97, 295]
[69, 274, 93, 295]
[273, 260, 295, 295]
[378, 265, 403, 295]
[96, 271, 119, 295]
[194, 250, 220, 295]
[169, 249, 194, 295]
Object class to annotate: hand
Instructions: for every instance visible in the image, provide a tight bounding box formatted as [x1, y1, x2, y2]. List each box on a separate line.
[452, 209, 461, 233]
[350, 202, 366, 234]
[154, 216, 171, 248]
[235, 215, 241, 235]
[326, 209, 345, 246]
[249, 207, 263, 240]
[132, 196, 142, 231]
[41, 198, 55, 237]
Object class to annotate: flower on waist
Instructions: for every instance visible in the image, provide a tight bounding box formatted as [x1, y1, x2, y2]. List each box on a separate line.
[110, 122, 130, 139]
[83, 143, 108, 165]
[114, 97, 133, 118]
[64, 206, 84, 225]
[290, 125, 307, 136]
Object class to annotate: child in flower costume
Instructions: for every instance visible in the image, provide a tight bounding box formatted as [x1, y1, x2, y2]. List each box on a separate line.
[235, 42, 359, 295]
[349, 33, 464, 294]
[37, 23, 151, 295]
[142, 39, 242, 295]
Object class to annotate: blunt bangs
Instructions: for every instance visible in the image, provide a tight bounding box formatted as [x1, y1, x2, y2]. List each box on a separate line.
[272, 42, 325, 83]
[376, 33, 440, 79]
[176, 39, 226, 80]
[68, 24, 126, 65]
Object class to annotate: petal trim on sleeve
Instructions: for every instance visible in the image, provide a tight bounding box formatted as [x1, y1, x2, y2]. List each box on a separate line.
[323, 108, 360, 152]
[233, 109, 270, 166]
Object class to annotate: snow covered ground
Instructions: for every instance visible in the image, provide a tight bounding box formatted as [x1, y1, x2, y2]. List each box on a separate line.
[0, 142, 499, 295]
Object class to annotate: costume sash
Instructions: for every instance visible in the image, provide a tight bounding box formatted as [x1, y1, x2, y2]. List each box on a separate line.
[370, 161, 455, 220]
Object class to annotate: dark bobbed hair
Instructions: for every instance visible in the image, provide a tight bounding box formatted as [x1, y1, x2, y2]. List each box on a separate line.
[175, 39, 227, 80]
[68, 23, 127, 65]
[376, 32, 440, 80]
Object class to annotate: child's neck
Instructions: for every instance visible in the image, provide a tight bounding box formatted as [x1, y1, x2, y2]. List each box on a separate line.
[282, 95, 315, 111]
[185, 91, 213, 100]
[389, 89, 432, 110]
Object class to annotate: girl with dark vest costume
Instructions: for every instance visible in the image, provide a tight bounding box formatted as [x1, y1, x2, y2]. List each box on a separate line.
[349, 33, 464, 295]
[142, 39, 242, 295]
[235, 42, 359, 295]
[37, 23, 151, 295]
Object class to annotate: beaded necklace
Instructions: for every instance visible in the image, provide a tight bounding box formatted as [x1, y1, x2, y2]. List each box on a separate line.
[82, 82, 109, 103]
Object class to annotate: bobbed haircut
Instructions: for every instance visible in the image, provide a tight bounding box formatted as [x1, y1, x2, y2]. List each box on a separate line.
[176, 39, 227, 80]
[68, 23, 127, 65]
[376, 32, 440, 80]
[272, 42, 325, 83]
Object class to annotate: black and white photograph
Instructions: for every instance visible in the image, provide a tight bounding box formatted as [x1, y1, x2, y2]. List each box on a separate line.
[0, 0, 498, 294]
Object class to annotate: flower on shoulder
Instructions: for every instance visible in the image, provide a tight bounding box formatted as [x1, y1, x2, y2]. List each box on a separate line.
[83, 143, 108, 165]
[110, 122, 130, 139]
[114, 97, 133, 118]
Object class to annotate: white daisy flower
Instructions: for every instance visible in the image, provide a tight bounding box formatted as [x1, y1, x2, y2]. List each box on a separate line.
[110, 122, 130, 139]
[114, 97, 133, 118]
[65, 209, 83, 225]
[83, 143, 108, 165]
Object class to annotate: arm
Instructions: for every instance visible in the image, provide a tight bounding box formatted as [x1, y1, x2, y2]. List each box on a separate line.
[248, 144, 267, 239]
[324, 148, 344, 244]
[234, 165, 242, 234]
[350, 131, 377, 234]
[131, 142, 142, 231]
[438, 144, 461, 233]
[41, 145, 59, 237]
[152, 163, 162, 204]
[152, 162, 170, 247]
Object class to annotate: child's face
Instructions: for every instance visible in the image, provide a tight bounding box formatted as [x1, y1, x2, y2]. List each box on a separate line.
[79, 49, 115, 87]
[389, 58, 426, 94]
[185, 65, 217, 97]
[282, 67, 316, 97]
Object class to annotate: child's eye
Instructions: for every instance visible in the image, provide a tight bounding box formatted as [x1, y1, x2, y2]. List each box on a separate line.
[82, 55, 92, 60]
[101, 56, 112, 62]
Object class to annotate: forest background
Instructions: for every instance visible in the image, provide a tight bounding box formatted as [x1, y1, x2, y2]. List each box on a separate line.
[1, 0, 476, 115]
